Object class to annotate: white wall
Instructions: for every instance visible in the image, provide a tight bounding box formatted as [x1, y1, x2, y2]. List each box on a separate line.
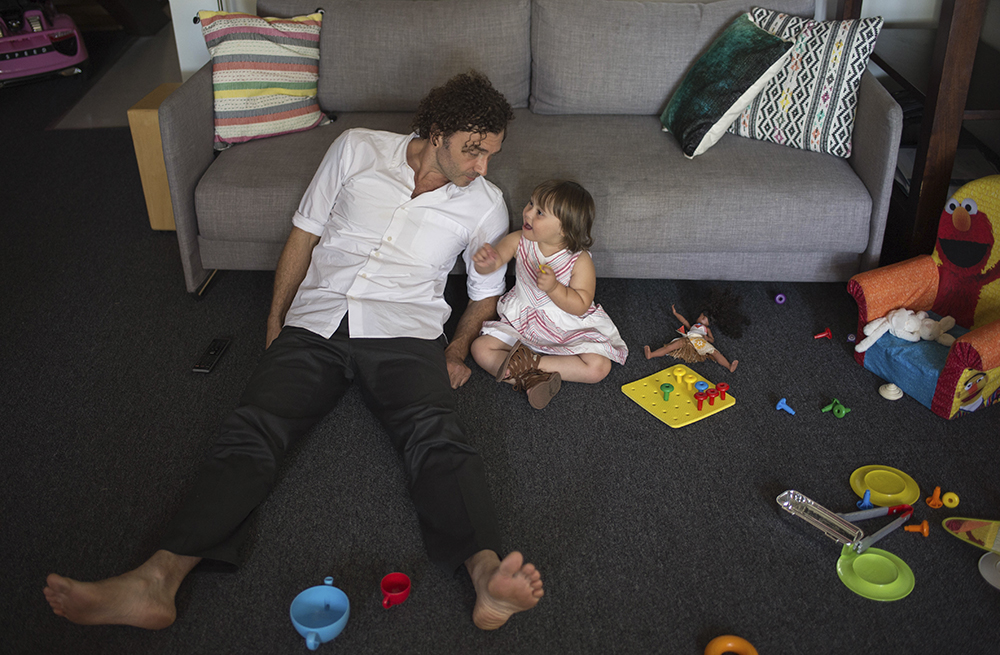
[169, 0, 257, 82]
[819, 0, 941, 23]
[821, 0, 997, 43]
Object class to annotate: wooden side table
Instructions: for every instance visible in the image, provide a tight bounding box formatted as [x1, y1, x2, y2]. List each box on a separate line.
[128, 83, 181, 231]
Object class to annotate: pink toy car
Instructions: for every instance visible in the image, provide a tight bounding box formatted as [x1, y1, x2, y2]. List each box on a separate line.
[0, 1, 88, 87]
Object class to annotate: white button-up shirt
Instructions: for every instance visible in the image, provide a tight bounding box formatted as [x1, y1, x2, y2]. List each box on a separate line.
[285, 129, 508, 339]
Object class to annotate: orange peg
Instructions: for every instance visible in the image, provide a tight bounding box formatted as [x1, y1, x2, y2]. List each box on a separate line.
[905, 520, 930, 537]
[926, 486, 944, 508]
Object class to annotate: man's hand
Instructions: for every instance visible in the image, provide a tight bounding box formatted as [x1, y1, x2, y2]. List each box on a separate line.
[267, 227, 320, 349]
[444, 345, 473, 389]
[445, 295, 499, 389]
[265, 318, 283, 349]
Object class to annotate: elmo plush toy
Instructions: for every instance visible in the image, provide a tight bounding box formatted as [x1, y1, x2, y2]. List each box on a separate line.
[932, 175, 1000, 330]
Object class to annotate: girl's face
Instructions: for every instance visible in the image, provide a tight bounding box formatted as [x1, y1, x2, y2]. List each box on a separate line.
[522, 196, 565, 247]
[696, 313, 710, 325]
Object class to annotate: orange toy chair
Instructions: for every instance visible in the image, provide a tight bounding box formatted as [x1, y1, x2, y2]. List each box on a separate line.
[847, 175, 1000, 419]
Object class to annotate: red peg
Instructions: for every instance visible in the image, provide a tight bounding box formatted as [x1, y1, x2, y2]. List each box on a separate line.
[814, 328, 832, 340]
[694, 391, 708, 411]
[707, 388, 719, 406]
[716, 383, 729, 400]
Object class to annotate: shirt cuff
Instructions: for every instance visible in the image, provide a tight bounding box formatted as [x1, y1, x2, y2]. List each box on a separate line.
[292, 212, 326, 237]
[467, 265, 506, 301]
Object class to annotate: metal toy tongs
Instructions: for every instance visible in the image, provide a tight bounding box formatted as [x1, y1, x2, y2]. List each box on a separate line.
[776, 490, 913, 554]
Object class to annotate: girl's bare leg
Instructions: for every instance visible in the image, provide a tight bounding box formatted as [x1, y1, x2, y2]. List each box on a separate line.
[471, 335, 515, 381]
[537, 353, 611, 384]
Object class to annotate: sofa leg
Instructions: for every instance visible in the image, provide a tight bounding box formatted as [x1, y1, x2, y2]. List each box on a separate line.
[192, 269, 220, 299]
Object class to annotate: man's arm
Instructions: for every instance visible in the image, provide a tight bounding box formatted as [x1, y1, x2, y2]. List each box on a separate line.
[266, 226, 321, 348]
[444, 295, 498, 389]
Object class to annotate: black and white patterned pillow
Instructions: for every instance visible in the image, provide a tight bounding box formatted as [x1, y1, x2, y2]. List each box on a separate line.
[728, 7, 884, 158]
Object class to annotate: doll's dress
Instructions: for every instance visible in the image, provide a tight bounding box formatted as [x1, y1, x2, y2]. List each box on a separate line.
[677, 323, 716, 355]
[480, 236, 628, 364]
[664, 322, 716, 363]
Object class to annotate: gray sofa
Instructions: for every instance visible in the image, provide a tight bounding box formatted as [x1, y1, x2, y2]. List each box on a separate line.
[160, 0, 902, 294]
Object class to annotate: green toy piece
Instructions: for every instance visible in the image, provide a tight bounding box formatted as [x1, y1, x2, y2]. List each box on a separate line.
[660, 383, 674, 401]
[822, 399, 851, 418]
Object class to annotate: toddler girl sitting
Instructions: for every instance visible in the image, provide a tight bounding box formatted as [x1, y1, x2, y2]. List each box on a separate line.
[471, 180, 628, 409]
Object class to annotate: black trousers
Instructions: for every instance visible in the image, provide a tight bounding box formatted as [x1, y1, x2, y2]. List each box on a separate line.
[159, 322, 502, 573]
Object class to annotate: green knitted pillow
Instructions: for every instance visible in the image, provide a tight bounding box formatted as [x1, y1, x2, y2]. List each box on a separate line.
[660, 13, 794, 158]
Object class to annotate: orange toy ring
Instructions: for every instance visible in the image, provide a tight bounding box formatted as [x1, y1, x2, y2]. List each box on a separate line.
[705, 635, 759, 655]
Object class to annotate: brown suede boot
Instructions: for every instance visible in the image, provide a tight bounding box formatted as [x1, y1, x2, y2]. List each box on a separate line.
[496, 341, 561, 409]
[495, 341, 541, 381]
[513, 369, 562, 409]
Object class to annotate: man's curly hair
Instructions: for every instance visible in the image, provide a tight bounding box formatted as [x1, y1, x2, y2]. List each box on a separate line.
[411, 70, 514, 140]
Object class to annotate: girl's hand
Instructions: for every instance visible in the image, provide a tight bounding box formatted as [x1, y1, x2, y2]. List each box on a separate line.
[537, 264, 558, 293]
[473, 243, 500, 274]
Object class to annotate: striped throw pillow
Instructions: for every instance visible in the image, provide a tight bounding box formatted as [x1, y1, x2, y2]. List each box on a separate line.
[199, 11, 325, 150]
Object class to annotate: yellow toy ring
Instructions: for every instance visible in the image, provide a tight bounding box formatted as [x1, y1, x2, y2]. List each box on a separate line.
[705, 635, 759, 655]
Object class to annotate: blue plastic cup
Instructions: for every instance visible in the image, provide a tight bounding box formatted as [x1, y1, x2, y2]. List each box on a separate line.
[290, 577, 350, 650]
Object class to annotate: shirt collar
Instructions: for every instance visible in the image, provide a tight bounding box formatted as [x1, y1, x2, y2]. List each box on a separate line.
[392, 132, 418, 170]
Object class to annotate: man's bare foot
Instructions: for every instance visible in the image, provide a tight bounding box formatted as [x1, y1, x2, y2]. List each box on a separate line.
[44, 550, 200, 630]
[466, 550, 543, 630]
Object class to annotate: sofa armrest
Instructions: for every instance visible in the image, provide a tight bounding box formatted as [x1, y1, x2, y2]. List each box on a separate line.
[848, 71, 903, 272]
[159, 63, 215, 293]
[848, 255, 940, 323]
[934, 319, 1000, 417]
[956, 319, 1000, 371]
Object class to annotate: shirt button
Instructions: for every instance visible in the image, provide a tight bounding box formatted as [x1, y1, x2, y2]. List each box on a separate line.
[361, 273, 367, 278]
[386, 236, 393, 242]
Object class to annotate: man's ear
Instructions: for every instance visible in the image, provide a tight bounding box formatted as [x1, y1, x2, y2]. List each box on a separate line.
[428, 124, 442, 147]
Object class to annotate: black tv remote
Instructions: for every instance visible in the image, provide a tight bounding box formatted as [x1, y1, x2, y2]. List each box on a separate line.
[193, 338, 231, 373]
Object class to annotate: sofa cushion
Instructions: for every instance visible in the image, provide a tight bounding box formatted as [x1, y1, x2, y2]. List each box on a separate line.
[529, 0, 816, 115]
[195, 114, 413, 245]
[487, 110, 872, 257]
[660, 13, 793, 158]
[257, 0, 531, 112]
[729, 8, 884, 157]
[198, 10, 325, 150]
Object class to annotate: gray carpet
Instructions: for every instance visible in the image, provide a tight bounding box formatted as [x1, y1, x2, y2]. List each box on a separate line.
[2, 31, 998, 655]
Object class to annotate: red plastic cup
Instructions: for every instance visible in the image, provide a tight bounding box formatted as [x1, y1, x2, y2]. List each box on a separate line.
[381, 572, 411, 608]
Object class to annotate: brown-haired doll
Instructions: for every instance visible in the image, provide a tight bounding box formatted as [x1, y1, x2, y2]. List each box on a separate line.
[643, 287, 748, 372]
[470, 180, 629, 409]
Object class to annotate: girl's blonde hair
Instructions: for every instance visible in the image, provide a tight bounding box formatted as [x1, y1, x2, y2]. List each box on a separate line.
[531, 179, 595, 253]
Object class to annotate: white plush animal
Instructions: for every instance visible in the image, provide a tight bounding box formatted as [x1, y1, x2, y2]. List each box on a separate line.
[855, 308, 957, 353]
[919, 314, 957, 347]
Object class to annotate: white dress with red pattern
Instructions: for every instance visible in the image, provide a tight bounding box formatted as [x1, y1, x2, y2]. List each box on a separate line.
[480, 237, 629, 364]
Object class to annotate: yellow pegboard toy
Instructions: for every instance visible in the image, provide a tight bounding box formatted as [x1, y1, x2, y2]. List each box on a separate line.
[621, 364, 735, 428]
